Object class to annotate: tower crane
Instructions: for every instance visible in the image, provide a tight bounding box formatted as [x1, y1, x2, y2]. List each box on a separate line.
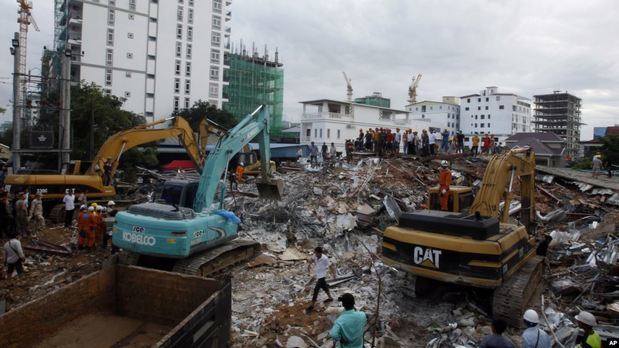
[408, 73, 422, 104]
[342, 71, 353, 102]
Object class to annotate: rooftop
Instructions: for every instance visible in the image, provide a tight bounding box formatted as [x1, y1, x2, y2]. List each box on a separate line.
[299, 98, 408, 113]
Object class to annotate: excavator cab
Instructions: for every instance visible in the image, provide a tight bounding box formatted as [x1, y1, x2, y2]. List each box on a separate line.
[427, 185, 474, 212]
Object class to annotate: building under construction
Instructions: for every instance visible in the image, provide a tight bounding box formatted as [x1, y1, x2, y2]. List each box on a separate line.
[533, 91, 582, 157]
[223, 47, 284, 134]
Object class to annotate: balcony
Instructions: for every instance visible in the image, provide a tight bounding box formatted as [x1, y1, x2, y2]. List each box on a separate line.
[302, 112, 352, 120]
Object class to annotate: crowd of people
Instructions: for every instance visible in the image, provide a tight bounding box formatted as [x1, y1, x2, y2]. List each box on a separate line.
[1, 187, 118, 278]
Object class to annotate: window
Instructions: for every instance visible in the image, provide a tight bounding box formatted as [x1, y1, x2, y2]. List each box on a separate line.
[475, 123, 478, 127]
[176, 41, 182, 57]
[125, 71, 131, 77]
[499, 105, 504, 110]
[126, 52, 133, 59]
[465, 107, 469, 111]
[186, 44, 192, 59]
[209, 83, 218, 98]
[128, 13, 135, 20]
[127, 32, 134, 39]
[177, 6, 183, 21]
[174, 96, 180, 112]
[108, 9, 115, 25]
[174, 78, 180, 93]
[175, 60, 181, 75]
[184, 97, 190, 109]
[105, 69, 112, 86]
[477, 106, 481, 110]
[185, 80, 190, 94]
[496, 96, 500, 101]
[337, 129, 341, 139]
[485, 106, 488, 110]
[319, 129, 323, 138]
[178, 0, 183, 3]
[306, 129, 311, 137]
[314, 129, 317, 138]
[189, 0, 194, 6]
[106, 28, 114, 46]
[212, 16, 221, 30]
[124, 91, 131, 98]
[211, 32, 221, 46]
[188, 8, 194, 23]
[187, 26, 193, 41]
[488, 114, 491, 119]
[439, 106, 442, 110]
[185, 62, 192, 76]
[210, 50, 220, 63]
[512, 105, 517, 111]
[129, 0, 136, 11]
[478, 98, 481, 102]
[106, 49, 113, 65]
[176, 24, 183, 39]
[481, 115, 485, 119]
[481, 123, 485, 128]
[467, 98, 470, 103]
[485, 97, 489, 102]
[213, 0, 221, 12]
[327, 129, 330, 139]
[209, 66, 218, 80]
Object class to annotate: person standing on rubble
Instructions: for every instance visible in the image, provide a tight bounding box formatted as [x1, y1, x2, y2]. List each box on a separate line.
[29, 193, 44, 237]
[394, 128, 402, 155]
[471, 134, 480, 157]
[575, 311, 602, 348]
[306, 246, 336, 312]
[63, 189, 75, 229]
[409, 131, 418, 155]
[3, 231, 26, 277]
[421, 130, 429, 156]
[321, 142, 328, 162]
[330, 293, 367, 348]
[428, 130, 436, 156]
[330, 142, 337, 161]
[77, 205, 89, 249]
[235, 162, 245, 183]
[309, 142, 319, 167]
[521, 309, 551, 348]
[0, 192, 13, 238]
[439, 160, 452, 211]
[15, 192, 29, 236]
[441, 129, 450, 153]
[592, 155, 603, 178]
[480, 319, 515, 348]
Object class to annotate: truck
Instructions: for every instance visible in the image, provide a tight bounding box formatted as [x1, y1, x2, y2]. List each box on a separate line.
[0, 258, 231, 347]
[113, 105, 282, 276]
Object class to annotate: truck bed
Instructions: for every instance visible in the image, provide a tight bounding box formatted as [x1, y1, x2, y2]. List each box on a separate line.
[0, 259, 231, 348]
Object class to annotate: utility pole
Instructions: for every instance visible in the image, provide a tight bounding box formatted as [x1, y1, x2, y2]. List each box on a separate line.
[11, 32, 22, 171]
[60, 47, 71, 167]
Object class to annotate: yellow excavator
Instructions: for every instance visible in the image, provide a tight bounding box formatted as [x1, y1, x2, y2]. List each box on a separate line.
[5, 117, 224, 219]
[382, 148, 542, 327]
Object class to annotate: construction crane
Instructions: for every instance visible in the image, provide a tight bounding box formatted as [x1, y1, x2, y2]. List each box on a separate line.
[342, 71, 353, 102]
[11, 0, 40, 170]
[408, 73, 422, 104]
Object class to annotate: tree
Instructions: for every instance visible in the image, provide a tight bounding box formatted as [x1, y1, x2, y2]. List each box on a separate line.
[175, 100, 238, 131]
[70, 82, 157, 180]
[600, 135, 619, 164]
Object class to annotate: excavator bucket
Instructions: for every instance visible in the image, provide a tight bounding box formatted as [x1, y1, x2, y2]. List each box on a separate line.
[256, 179, 284, 200]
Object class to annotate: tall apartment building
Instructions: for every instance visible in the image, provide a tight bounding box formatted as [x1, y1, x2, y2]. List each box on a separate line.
[460, 86, 532, 140]
[406, 96, 460, 135]
[222, 48, 284, 133]
[54, 0, 231, 120]
[533, 91, 581, 157]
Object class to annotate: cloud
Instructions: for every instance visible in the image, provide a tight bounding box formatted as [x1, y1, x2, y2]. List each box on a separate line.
[0, 0, 617, 140]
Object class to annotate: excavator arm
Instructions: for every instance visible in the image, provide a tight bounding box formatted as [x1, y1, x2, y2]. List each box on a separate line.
[193, 105, 279, 212]
[88, 116, 224, 178]
[468, 147, 536, 230]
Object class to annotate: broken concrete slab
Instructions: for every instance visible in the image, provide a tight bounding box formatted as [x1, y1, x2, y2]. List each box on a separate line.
[279, 248, 307, 261]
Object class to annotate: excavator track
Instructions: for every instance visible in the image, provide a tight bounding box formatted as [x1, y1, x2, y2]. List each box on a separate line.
[172, 239, 262, 276]
[492, 255, 544, 328]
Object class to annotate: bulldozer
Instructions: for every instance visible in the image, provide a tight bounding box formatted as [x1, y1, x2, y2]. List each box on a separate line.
[382, 148, 543, 327]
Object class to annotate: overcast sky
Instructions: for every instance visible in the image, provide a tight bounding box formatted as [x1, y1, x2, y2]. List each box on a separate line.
[1, 0, 617, 139]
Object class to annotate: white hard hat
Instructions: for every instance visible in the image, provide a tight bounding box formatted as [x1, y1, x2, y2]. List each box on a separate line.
[440, 160, 449, 167]
[523, 309, 539, 324]
[88, 206, 94, 212]
[96, 206, 102, 211]
[80, 204, 87, 210]
[575, 311, 597, 327]
[102, 207, 107, 213]
[107, 200, 116, 206]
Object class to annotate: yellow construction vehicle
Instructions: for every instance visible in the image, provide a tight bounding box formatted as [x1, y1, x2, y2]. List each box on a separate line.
[382, 148, 542, 327]
[5, 117, 222, 218]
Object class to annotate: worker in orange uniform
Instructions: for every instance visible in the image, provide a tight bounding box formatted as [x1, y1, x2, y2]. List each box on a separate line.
[77, 205, 90, 249]
[235, 162, 245, 183]
[94, 205, 104, 248]
[86, 206, 97, 249]
[439, 160, 452, 211]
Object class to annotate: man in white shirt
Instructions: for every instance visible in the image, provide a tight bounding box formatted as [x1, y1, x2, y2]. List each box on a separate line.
[307, 246, 336, 312]
[428, 131, 436, 156]
[4, 232, 26, 277]
[394, 128, 402, 154]
[63, 190, 75, 229]
[434, 131, 443, 153]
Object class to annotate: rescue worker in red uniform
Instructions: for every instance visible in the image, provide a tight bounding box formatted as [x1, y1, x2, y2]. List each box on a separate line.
[236, 162, 245, 183]
[77, 205, 90, 249]
[86, 206, 97, 249]
[439, 160, 452, 211]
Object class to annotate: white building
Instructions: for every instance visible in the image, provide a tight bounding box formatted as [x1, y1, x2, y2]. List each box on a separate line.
[460, 87, 532, 141]
[406, 96, 460, 135]
[300, 99, 439, 151]
[56, 0, 231, 120]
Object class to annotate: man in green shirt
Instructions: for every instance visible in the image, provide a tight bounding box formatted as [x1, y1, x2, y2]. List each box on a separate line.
[330, 293, 367, 348]
[575, 311, 602, 348]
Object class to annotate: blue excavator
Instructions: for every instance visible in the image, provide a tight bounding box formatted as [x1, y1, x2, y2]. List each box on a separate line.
[112, 105, 283, 275]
